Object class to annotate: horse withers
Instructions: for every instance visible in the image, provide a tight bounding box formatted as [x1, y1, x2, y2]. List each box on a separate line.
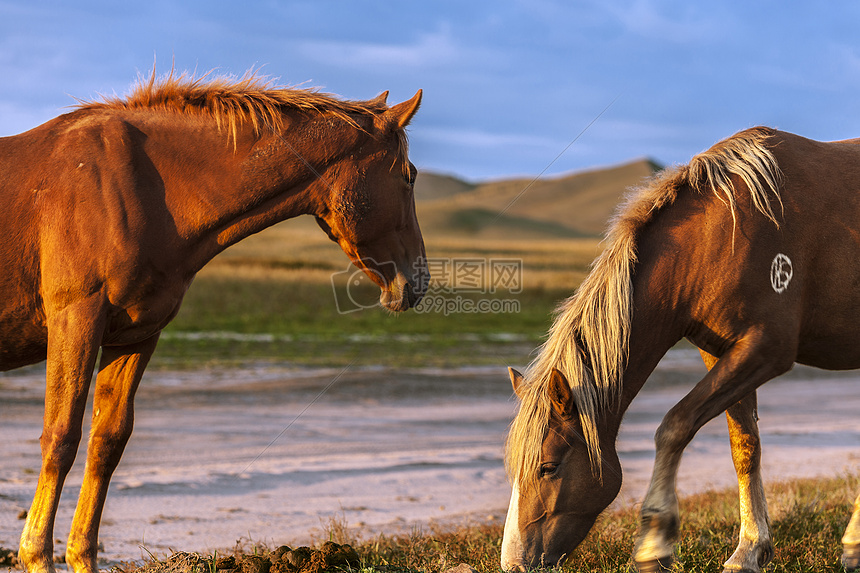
[502, 127, 860, 572]
[0, 71, 426, 573]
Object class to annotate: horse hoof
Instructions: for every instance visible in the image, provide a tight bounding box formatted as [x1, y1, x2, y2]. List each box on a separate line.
[844, 543, 860, 571]
[633, 556, 673, 573]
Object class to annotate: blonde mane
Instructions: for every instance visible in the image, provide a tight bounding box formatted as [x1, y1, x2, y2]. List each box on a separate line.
[505, 127, 784, 486]
[76, 70, 391, 145]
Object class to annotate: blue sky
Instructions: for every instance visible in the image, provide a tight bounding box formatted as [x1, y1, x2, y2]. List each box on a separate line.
[2, 1, 860, 180]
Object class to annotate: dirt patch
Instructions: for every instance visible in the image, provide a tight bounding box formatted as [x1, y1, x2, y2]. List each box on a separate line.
[0, 547, 17, 567]
[126, 542, 360, 573]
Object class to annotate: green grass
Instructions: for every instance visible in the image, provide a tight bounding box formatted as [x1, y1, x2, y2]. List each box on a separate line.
[115, 474, 859, 573]
[168, 277, 562, 337]
[143, 217, 604, 369]
[154, 276, 571, 369]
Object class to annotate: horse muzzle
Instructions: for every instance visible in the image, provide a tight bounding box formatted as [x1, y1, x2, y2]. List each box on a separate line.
[379, 270, 426, 312]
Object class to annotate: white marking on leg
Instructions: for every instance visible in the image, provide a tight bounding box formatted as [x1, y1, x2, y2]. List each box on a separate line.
[633, 454, 679, 563]
[724, 471, 771, 571]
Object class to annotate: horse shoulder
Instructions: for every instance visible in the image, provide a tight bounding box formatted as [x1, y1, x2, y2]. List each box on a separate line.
[12, 112, 185, 324]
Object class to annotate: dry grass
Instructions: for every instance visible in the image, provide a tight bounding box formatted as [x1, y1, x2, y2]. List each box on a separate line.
[208, 216, 603, 290]
[109, 475, 858, 573]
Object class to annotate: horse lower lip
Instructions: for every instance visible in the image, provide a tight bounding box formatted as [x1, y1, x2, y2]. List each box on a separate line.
[380, 290, 408, 311]
[381, 282, 421, 311]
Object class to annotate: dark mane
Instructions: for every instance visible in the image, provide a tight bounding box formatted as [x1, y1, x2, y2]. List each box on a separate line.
[76, 70, 390, 142]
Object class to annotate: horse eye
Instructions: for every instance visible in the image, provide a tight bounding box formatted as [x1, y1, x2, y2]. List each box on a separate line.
[539, 462, 560, 478]
[404, 164, 417, 187]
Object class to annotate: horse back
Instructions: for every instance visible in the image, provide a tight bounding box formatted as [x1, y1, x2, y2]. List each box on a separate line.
[634, 129, 860, 369]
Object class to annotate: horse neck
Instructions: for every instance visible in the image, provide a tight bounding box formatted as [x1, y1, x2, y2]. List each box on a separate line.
[161, 114, 350, 270]
[609, 296, 682, 436]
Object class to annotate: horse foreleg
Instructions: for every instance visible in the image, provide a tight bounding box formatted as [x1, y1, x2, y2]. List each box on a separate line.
[19, 301, 106, 573]
[632, 337, 791, 572]
[632, 443, 680, 573]
[65, 335, 159, 573]
[723, 392, 773, 572]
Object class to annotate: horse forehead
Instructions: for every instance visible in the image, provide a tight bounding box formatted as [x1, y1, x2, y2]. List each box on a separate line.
[544, 417, 583, 453]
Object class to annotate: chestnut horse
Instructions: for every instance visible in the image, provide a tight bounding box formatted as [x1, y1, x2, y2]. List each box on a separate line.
[1, 72, 426, 573]
[502, 127, 860, 572]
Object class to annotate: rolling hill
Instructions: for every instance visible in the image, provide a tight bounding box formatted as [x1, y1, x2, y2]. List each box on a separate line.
[415, 158, 662, 239]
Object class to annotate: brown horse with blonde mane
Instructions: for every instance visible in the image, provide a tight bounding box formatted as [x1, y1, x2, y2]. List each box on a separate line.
[1, 71, 426, 573]
[501, 127, 860, 572]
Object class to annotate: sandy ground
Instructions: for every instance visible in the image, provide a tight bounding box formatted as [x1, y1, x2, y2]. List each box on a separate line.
[1, 350, 860, 566]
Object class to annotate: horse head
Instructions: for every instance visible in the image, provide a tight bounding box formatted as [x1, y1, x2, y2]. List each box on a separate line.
[313, 90, 427, 312]
[502, 367, 622, 570]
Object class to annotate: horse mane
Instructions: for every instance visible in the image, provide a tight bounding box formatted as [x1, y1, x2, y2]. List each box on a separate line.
[76, 70, 392, 145]
[505, 126, 784, 486]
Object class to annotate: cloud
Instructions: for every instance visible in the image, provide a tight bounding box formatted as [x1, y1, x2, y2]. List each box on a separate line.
[296, 27, 459, 71]
[418, 126, 557, 151]
[597, 0, 724, 44]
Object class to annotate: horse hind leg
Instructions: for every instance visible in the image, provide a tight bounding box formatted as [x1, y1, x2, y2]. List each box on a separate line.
[841, 492, 860, 570]
[722, 391, 773, 573]
[65, 335, 159, 573]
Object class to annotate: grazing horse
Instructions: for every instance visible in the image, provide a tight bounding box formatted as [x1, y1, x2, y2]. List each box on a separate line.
[501, 127, 860, 572]
[1, 71, 426, 573]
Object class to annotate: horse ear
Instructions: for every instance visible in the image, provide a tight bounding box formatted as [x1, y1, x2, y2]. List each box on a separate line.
[383, 89, 422, 130]
[368, 90, 389, 106]
[548, 368, 575, 418]
[509, 367, 525, 397]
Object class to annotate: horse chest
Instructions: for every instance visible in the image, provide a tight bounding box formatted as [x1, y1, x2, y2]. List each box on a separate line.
[102, 282, 188, 346]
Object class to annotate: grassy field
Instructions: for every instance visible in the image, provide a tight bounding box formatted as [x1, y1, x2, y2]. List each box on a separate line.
[153, 216, 604, 369]
[118, 474, 858, 573]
